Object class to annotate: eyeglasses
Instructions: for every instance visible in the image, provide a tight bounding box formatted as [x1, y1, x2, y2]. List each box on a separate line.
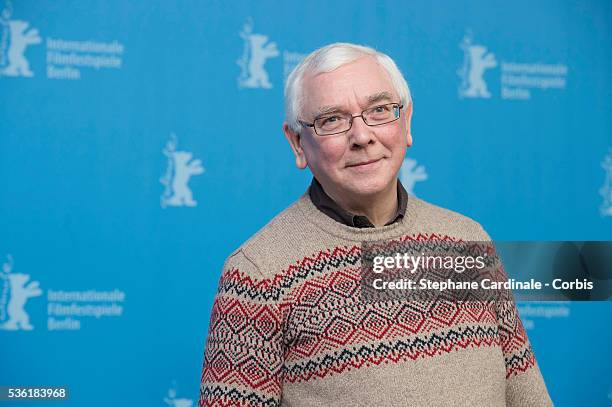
[299, 102, 403, 136]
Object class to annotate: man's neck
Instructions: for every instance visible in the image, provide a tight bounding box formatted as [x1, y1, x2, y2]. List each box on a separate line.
[326, 179, 399, 228]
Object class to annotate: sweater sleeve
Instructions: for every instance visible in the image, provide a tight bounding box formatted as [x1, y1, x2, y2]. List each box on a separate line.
[496, 284, 553, 406]
[198, 250, 284, 407]
[474, 224, 553, 406]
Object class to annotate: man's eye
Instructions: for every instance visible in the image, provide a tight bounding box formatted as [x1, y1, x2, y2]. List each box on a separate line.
[321, 116, 340, 124]
[373, 105, 390, 113]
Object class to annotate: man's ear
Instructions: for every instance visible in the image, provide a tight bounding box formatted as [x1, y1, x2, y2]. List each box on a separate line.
[283, 122, 308, 169]
[404, 103, 413, 148]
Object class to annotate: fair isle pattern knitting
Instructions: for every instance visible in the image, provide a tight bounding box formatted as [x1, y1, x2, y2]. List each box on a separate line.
[199, 192, 553, 406]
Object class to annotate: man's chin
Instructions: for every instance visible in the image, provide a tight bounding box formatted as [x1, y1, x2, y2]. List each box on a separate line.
[343, 178, 393, 198]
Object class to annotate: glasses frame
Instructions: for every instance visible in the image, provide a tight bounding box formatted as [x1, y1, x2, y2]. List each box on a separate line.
[299, 102, 404, 136]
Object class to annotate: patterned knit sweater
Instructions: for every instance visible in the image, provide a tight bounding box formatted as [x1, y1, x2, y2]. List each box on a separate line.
[198, 192, 553, 406]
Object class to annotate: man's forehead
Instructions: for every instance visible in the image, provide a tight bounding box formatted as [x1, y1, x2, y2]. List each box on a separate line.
[313, 91, 396, 115]
[302, 57, 398, 113]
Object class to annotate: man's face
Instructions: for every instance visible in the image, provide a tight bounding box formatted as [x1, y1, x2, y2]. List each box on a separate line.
[284, 56, 412, 202]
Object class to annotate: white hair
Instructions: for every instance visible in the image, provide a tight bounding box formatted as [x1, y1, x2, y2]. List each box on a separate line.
[284, 42, 412, 133]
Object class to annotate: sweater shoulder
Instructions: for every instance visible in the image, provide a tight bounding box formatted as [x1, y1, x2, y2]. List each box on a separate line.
[408, 196, 492, 241]
[223, 198, 310, 278]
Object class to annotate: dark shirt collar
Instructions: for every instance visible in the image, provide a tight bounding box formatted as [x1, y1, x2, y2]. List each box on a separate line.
[308, 177, 408, 228]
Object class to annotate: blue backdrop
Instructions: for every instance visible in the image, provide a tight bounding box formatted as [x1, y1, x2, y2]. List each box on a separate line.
[1, 0, 611, 405]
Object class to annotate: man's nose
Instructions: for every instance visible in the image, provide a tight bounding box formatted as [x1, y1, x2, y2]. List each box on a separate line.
[347, 116, 375, 147]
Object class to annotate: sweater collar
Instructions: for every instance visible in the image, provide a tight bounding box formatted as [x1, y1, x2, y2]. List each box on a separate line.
[308, 177, 408, 228]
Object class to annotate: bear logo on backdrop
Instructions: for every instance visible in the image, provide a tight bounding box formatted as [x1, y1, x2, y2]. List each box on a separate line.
[0, 255, 127, 332]
[457, 30, 568, 100]
[0, 0, 41, 77]
[237, 17, 279, 89]
[0, 0, 124, 80]
[400, 158, 428, 197]
[160, 133, 205, 208]
[600, 149, 612, 217]
[163, 382, 193, 407]
[457, 31, 497, 99]
[0, 254, 42, 331]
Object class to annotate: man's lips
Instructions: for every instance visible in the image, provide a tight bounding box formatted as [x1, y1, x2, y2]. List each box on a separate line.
[346, 158, 383, 168]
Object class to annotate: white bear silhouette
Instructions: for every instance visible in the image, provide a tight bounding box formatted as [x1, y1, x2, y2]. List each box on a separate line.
[462, 45, 497, 98]
[164, 387, 193, 407]
[600, 152, 612, 216]
[1, 20, 41, 77]
[161, 139, 205, 208]
[400, 158, 428, 196]
[1, 273, 42, 330]
[238, 21, 279, 89]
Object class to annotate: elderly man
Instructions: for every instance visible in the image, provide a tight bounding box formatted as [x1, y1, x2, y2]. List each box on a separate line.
[198, 43, 552, 406]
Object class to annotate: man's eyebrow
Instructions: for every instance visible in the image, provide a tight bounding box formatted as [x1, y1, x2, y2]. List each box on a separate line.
[314, 105, 346, 117]
[366, 91, 394, 105]
[312, 91, 395, 118]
